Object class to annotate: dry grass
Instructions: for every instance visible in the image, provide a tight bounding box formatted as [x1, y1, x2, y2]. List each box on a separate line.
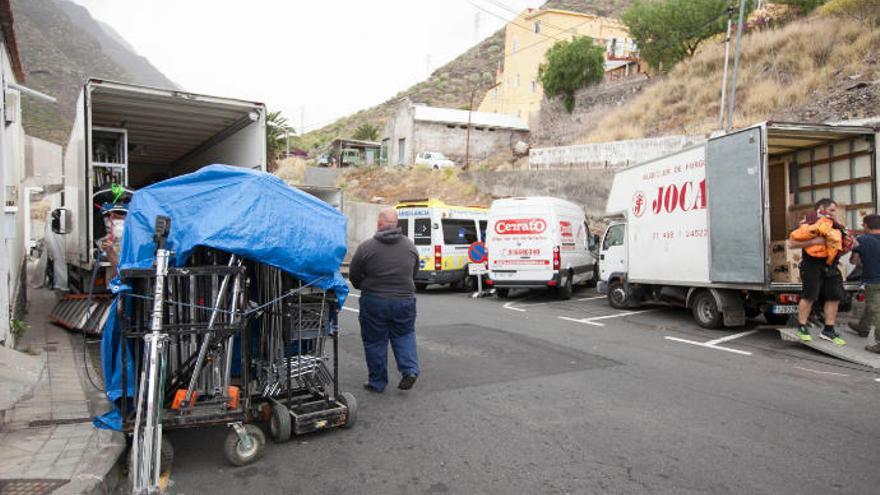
[273, 157, 309, 185]
[339, 166, 490, 206]
[584, 16, 880, 142]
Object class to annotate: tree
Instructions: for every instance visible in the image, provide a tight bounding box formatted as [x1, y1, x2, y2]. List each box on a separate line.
[266, 110, 294, 165]
[538, 36, 605, 113]
[776, 0, 828, 13]
[352, 123, 379, 141]
[821, 0, 880, 26]
[622, 0, 752, 71]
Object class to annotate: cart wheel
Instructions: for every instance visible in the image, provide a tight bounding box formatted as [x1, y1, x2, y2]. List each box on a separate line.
[223, 425, 266, 467]
[339, 392, 357, 428]
[269, 404, 292, 443]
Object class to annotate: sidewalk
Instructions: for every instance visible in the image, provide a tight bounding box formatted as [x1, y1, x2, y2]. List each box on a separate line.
[0, 287, 125, 495]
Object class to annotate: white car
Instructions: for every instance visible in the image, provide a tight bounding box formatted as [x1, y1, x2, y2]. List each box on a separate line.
[415, 152, 456, 169]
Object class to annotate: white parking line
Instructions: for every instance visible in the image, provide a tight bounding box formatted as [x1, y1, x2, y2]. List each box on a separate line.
[663, 328, 758, 356]
[503, 301, 527, 312]
[342, 306, 359, 313]
[558, 309, 656, 327]
[577, 295, 605, 301]
[794, 366, 850, 377]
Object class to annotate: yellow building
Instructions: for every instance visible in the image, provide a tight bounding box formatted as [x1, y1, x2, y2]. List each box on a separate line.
[478, 8, 638, 122]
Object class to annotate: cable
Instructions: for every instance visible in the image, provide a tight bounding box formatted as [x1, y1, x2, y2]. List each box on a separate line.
[82, 246, 106, 391]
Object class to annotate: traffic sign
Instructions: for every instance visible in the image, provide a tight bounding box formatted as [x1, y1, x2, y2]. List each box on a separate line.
[468, 263, 488, 275]
[468, 241, 487, 264]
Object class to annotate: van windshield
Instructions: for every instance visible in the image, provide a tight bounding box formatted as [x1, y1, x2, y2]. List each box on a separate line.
[442, 219, 477, 245]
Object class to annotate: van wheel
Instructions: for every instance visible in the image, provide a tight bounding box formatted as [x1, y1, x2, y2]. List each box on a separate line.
[557, 273, 573, 300]
[462, 276, 477, 292]
[692, 291, 723, 329]
[608, 280, 629, 309]
[495, 288, 510, 299]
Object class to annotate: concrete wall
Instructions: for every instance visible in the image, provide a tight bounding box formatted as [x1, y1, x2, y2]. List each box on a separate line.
[412, 121, 527, 166]
[384, 101, 415, 166]
[342, 201, 385, 258]
[529, 135, 704, 170]
[303, 166, 343, 187]
[465, 168, 615, 219]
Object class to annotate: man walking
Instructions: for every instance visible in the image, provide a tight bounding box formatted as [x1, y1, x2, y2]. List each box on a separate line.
[787, 198, 850, 345]
[349, 207, 421, 392]
[851, 214, 880, 353]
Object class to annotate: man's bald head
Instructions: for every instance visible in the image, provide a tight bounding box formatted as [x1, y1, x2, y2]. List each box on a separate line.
[377, 207, 398, 231]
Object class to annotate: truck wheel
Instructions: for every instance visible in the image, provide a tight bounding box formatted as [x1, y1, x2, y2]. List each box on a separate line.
[495, 288, 510, 299]
[607, 280, 629, 309]
[692, 291, 723, 329]
[557, 273, 573, 300]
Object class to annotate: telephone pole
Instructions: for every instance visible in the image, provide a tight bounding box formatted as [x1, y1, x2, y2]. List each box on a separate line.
[725, 0, 748, 132]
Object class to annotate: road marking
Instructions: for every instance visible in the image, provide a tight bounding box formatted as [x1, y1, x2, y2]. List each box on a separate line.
[704, 329, 759, 345]
[503, 301, 527, 312]
[663, 336, 753, 356]
[577, 295, 605, 301]
[875, 378, 880, 383]
[342, 307, 359, 313]
[794, 366, 850, 377]
[558, 309, 656, 327]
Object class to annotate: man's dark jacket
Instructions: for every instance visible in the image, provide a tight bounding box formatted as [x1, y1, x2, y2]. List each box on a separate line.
[349, 227, 419, 298]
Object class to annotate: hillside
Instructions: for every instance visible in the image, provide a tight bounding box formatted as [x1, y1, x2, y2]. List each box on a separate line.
[12, 0, 178, 144]
[300, 0, 632, 150]
[580, 14, 880, 143]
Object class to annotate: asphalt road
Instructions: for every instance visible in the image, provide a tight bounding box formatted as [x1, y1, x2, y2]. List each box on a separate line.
[165, 285, 880, 495]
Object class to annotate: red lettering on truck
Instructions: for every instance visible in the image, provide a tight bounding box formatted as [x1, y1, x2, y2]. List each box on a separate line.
[494, 218, 547, 235]
[650, 179, 706, 215]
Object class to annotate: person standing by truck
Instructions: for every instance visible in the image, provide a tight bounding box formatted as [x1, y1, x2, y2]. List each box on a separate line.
[349, 207, 421, 392]
[787, 199, 850, 345]
[850, 214, 880, 353]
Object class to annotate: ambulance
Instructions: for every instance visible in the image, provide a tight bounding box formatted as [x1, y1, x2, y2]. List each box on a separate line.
[395, 199, 489, 291]
[486, 197, 599, 299]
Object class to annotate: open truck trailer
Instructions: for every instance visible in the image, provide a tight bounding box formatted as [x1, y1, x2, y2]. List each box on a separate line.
[598, 122, 878, 328]
[55, 79, 267, 292]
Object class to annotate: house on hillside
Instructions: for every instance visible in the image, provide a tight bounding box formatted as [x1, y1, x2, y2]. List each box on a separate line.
[328, 138, 381, 167]
[478, 8, 642, 123]
[0, 0, 56, 345]
[382, 98, 529, 167]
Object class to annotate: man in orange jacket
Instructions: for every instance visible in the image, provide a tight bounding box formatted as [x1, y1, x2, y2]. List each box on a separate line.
[787, 198, 849, 345]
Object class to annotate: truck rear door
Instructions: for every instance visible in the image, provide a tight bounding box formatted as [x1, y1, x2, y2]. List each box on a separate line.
[706, 126, 766, 284]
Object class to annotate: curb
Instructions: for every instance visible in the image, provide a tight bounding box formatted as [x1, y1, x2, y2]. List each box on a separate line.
[54, 429, 126, 495]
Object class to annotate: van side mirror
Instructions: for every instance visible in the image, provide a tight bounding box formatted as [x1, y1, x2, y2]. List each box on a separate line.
[51, 208, 71, 235]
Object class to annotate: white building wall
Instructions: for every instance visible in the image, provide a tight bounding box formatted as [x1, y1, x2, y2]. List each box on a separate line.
[0, 38, 26, 346]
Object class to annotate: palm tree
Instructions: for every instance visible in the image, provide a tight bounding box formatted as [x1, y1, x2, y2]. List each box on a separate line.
[266, 111, 295, 167]
[352, 123, 379, 141]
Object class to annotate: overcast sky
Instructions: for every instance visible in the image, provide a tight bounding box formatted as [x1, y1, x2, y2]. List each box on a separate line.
[70, 0, 544, 134]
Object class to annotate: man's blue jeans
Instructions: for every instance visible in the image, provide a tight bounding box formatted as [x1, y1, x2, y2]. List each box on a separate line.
[358, 294, 420, 391]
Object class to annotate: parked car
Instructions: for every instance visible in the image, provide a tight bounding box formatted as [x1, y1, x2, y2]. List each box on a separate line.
[415, 152, 455, 169]
[486, 196, 598, 300]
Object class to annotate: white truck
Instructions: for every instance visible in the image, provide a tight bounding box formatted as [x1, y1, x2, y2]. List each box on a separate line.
[487, 197, 598, 299]
[54, 79, 267, 291]
[597, 122, 877, 328]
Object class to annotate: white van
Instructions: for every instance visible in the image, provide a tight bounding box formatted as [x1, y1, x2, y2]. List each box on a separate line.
[396, 199, 488, 291]
[487, 197, 598, 299]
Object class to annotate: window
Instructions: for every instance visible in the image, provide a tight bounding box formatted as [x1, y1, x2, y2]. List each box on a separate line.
[397, 218, 409, 236]
[603, 224, 625, 250]
[479, 220, 488, 242]
[397, 138, 406, 165]
[534, 21, 541, 33]
[441, 219, 477, 245]
[414, 218, 432, 246]
[512, 37, 519, 53]
[530, 80, 537, 93]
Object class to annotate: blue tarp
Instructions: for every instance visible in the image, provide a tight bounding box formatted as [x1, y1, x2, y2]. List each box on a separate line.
[95, 164, 349, 430]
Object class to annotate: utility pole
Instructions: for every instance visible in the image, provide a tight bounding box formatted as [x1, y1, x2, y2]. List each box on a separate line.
[474, 12, 481, 45]
[464, 81, 500, 171]
[718, 5, 734, 130]
[726, 0, 748, 132]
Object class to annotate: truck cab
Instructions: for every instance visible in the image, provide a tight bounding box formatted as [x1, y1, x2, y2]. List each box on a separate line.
[597, 221, 629, 308]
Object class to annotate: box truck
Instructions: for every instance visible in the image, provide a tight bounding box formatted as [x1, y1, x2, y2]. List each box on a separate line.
[487, 197, 598, 299]
[54, 79, 267, 291]
[597, 122, 877, 328]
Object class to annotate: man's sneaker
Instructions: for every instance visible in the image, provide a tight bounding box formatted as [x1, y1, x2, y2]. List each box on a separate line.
[865, 343, 880, 354]
[797, 325, 812, 342]
[819, 328, 846, 346]
[398, 374, 417, 390]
